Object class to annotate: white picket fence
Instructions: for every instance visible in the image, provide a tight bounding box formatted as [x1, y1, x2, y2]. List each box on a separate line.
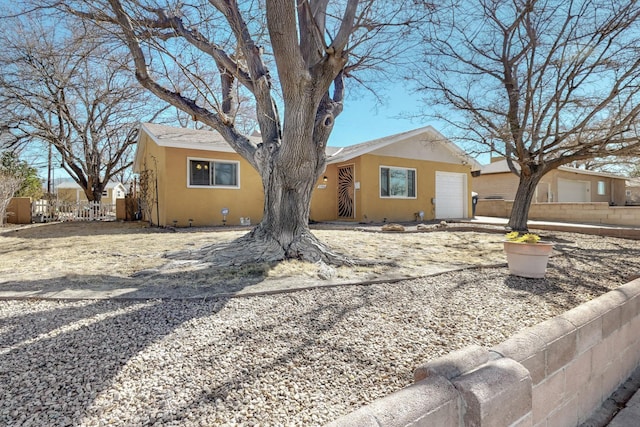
[32, 200, 117, 222]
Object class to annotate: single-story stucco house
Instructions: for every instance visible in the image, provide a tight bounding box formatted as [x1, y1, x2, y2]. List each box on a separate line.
[626, 178, 640, 205]
[132, 123, 481, 227]
[473, 158, 627, 205]
[57, 181, 127, 204]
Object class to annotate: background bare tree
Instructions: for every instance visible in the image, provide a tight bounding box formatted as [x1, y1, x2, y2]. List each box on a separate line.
[0, 14, 169, 202]
[569, 156, 640, 176]
[0, 174, 22, 227]
[412, 0, 640, 231]
[49, 0, 428, 266]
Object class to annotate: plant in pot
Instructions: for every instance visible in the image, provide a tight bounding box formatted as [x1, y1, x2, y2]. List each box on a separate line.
[503, 231, 554, 278]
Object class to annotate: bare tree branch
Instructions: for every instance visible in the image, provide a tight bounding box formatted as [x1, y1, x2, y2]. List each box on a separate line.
[412, 0, 640, 230]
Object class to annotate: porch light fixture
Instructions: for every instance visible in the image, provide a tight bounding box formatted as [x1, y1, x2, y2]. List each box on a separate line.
[323, 176, 328, 182]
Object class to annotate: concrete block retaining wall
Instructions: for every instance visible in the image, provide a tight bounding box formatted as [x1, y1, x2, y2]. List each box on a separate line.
[476, 200, 640, 227]
[327, 278, 640, 426]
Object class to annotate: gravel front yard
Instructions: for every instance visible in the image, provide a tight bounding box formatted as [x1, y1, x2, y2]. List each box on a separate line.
[0, 223, 639, 426]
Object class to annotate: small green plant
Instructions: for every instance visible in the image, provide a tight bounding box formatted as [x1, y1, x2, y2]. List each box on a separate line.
[505, 231, 541, 244]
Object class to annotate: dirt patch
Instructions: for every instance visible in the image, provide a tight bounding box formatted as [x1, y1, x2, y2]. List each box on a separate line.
[0, 221, 510, 297]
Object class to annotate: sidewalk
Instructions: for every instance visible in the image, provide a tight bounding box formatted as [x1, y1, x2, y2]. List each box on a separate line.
[608, 390, 640, 427]
[468, 216, 640, 239]
[583, 366, 640, 427]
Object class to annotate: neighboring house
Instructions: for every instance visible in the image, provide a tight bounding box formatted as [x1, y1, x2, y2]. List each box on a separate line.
[626, 178, 640, 205]
[133, 123, 481, 227]
[57, 181, 127, 204]
[473, 158, 627, 205]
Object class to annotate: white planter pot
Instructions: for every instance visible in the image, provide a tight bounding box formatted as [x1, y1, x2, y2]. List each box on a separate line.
[503, 241, 554, 278]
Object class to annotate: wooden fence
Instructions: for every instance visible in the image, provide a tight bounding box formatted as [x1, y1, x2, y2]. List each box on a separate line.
[32, 200, 117, 222]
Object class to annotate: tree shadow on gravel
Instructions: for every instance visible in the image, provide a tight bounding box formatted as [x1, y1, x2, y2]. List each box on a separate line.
[0, 264, 271, 299]
[504, 241, 640, 312]
[117, 286, 386, 425]
[0, 277, 244, 426]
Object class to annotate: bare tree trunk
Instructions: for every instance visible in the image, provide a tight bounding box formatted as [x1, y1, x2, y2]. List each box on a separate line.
[180, 130, 349, 267]
[83, 178, 103, 203]
[508, 172, 544, 232]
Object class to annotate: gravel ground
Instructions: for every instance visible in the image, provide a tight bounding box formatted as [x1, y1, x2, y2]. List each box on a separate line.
[0, 230, 639, 426]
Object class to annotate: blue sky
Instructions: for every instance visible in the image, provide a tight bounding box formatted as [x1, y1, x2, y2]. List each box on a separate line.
[328, 88, 430, 147]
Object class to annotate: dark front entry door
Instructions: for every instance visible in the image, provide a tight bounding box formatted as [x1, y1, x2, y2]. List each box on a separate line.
[337, 165, 355, 218]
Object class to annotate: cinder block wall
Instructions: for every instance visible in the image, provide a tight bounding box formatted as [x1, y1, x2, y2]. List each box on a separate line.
[476, 199, 510, 217]
[476, 200, 640, 227]
[327, 279, 640, 427]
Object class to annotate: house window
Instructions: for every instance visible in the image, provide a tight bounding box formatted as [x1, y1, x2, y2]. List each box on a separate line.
[102, 190, 108, 197]
[188, 159, 239, 188]
[380, 166, 416, 198]
[597, 181, 606, 195]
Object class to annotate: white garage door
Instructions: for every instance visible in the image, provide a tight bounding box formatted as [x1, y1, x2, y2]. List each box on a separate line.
[557, 179, 590, 202]
[435, 171, 466, 219]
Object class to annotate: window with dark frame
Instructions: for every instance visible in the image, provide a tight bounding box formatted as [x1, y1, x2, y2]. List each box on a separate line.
[380, 166, 416, 198]
[189, 159, 239, 187]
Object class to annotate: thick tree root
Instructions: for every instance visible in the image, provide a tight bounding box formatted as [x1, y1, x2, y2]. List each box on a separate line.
[166, 226, 353, 268]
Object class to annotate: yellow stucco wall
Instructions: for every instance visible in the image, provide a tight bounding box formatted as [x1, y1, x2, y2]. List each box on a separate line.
[309, 164, 339, 222]
[359, 154, 472, 222]
[310, 154, 473, 223]
[151, 144, 264, 227]
[137, 130, 474, 226]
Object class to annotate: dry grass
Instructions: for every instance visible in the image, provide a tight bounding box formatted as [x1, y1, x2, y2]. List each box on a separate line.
[0, 221, 507, 291]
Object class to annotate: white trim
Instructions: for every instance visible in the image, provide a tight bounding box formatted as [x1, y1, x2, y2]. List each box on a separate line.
[379, 165, 418, 199]
[186, 157, 241, 189]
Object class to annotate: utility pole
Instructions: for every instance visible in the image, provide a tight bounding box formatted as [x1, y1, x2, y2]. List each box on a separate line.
[47, 144, 52, 195]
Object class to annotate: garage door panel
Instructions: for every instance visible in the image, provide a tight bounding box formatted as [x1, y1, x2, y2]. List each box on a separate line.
[435, 171, 466, 219]
[557, 179, 590, 202]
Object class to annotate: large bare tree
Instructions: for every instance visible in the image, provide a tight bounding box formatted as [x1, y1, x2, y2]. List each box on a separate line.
[51, 0, 426, 265]
[413, 0, 640, 231]
[0, 15, 169, 202]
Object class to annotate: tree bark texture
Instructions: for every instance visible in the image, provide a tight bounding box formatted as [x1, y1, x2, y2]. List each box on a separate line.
[508, 170, 545, 232]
